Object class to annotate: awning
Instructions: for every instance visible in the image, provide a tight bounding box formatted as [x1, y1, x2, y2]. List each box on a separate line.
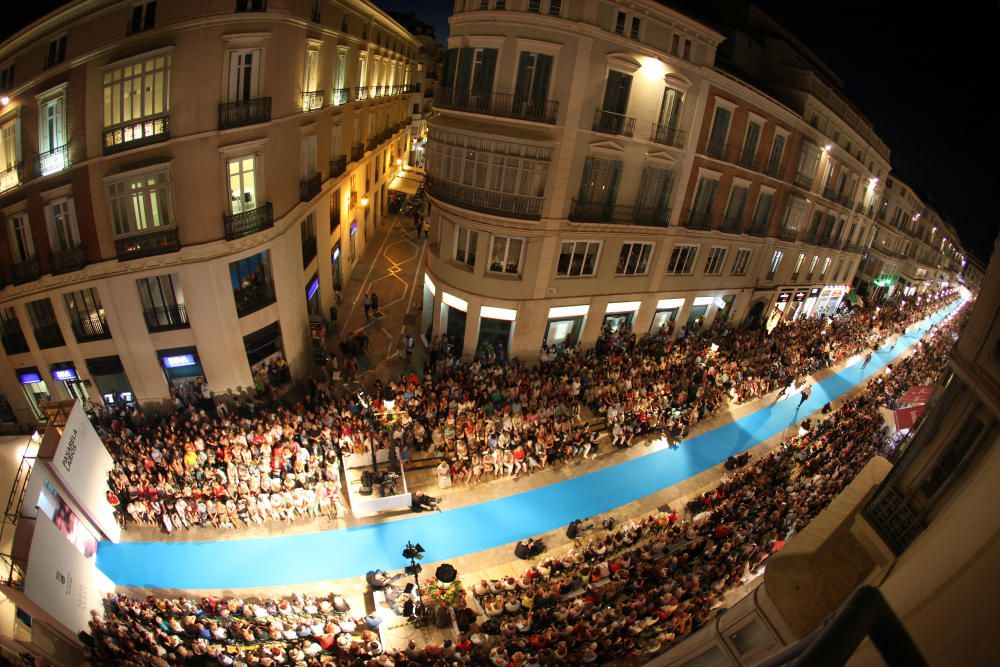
[389, 168, 425, 195]
[899, 385, 935, 405]
[893, 404, 927, 431]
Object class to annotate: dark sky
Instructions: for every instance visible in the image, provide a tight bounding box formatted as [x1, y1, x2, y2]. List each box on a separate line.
[7, 1, 996, 264]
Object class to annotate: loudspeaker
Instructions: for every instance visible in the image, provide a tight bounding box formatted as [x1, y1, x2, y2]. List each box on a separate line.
[403, 582, 415, 595]
[359, 485, 373, 496]
[402, 599, 414, 617]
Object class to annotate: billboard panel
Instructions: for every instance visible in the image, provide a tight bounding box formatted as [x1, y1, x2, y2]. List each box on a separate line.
[48, 402, 120, 543]
[24, 514, 114, 635]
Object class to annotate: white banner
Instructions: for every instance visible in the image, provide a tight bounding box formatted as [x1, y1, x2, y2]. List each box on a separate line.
[24, 514, 115, 636]
[49, 402, 120, 543]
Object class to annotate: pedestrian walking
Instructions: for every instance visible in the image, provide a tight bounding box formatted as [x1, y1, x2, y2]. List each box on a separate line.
[413, 210, 422, 237]
[797, 383, 812, 408]
[406, 334, 415, 360]
[363, 293, 372, 321]
[370, 292, 380, 317]
[862, 351, 873, 368]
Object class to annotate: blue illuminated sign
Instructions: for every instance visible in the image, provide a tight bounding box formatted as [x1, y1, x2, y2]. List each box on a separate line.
[17, 371, 42, 384]
[306, 277, 320, 300]
[162, 354, 196, 368]
[53, 368, 78, 381]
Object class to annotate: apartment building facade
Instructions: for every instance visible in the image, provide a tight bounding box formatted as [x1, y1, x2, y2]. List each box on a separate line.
[0, 0, 420, 426]
[857, 174, 965, 302]
[420, 0, 899, 361]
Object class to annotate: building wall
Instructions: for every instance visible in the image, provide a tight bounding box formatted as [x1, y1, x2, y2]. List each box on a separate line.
[422, 0, 903, 361]
[0, 0, 421, 427]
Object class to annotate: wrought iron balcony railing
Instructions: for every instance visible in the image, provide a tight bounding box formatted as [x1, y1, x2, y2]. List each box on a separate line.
[234, 281, 277, 318]
[102, 113, 170, 155]
[115, 227, 181, 261]
[331, 88, 351, 106]
[218, 97, 272, 130]
[50, 245, 86, 275]
[779, 227, 799, 242]
[300, 173, 321, 201]
[224, 203, 274, 240]
[593, 109, 635, 137]
[569, 199, 668, 227]
[70, 314, 112, 342]
[301, 90, 325, 111]
[649, 122, 685, 148]
[143, 304, 190, 333]
[10, 257, 41, 285]
[36, 144, 69, 176]
[685, 211, 713, 231]
[329, 155, 347, 178]
[434, 88, 559, 124]
[426, 176, 543, 221]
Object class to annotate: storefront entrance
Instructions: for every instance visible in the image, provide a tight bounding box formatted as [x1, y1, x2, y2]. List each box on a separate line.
[544, 316, 584, 349]
[477, 317, 512, 357]
[86, 356, 135, 407]
[157, 347, 206, 388]
[602, 311, 635, 333]
[650, 308, 678, 334]
[16, 368, 50, 422]
[445, 304, 467, 354]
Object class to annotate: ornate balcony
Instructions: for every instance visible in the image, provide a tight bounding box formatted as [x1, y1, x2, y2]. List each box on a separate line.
[70, 314, 112, 342]
[234, 281, 276, 318]
[50, 245, 86, 275]
[593, 109, 635, 137]
[685, 211, 713, 231]
[748, 222, 769, 237]
[720, 217, 743, 234]
[36, 144, 69, 176]
[300, 173, 321, 201]
[329, 155, 347, 178]
[427, 176, 542, 220]
[102, 114, 170, 155]
[779, 227, 799, 242]
[705, 141, 728, 160]
[218, 97, 272, 130]
[224, 203, 274, 240]
[351, 143, 364, 162]
[353, 86, 370, 101]
[0, 163, 23, 193]
[115, 228, 181, 260]
[331, 88, 350, 106]
[737, 151, 762, 171]
[794, 172, 815, 189]
[765, 159, 783, 178]
[10, 257, 41, 285]
[569, 199, 668, 227]
[301, 90, 325, 111]
[649, 122, 685, 148]
[143, 304, 190, 333]
[434, 88, 559, 124]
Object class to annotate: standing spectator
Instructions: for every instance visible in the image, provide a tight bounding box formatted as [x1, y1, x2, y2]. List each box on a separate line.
[363, 293, 372, 321]
[370, 292, 380, 317]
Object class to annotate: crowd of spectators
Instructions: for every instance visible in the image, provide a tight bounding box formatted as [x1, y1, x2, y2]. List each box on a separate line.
[87, 296, 967, 665]
[99, 293, 956, 534]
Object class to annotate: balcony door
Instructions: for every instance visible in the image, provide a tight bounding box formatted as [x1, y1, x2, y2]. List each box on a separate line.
[45, 199, 79, 252]
[513, 52, 552, 115]
[577, 157, 622, 218]
[601, 70, 631, 115]
[228, 156, 258, 214]
[635, 166, 673, 224]
[228, 49, 261, 102]
[657, 87, 682, 130]
[40, 97, 65, 154]
[8, 215, 35, 262]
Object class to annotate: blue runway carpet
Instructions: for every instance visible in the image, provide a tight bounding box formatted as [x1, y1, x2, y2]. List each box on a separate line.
[96, 302, 960, 589]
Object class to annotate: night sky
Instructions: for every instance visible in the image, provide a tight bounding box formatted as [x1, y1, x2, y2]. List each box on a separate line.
[5, 1, 996, 264]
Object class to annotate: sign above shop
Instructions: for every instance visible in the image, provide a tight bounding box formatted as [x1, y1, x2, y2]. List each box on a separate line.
[162, 354, 197, 368]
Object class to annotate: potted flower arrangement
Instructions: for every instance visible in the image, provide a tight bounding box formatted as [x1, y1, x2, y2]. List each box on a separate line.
[422, 578, 466, 628]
